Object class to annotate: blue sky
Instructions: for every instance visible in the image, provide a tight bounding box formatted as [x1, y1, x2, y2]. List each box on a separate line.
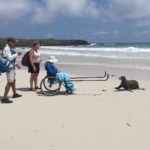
[0, 0, 150, 43]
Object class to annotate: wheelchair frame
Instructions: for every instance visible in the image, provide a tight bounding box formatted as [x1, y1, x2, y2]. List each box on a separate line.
[40, 71, 109, 96]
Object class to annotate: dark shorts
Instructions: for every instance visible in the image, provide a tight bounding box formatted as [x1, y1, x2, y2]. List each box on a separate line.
[28, 63, 40, 74]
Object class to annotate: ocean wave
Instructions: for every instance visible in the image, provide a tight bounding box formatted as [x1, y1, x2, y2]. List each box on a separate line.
[39, 50, 150, 60]
[20, 46, 150, 60]
[40, 46, 150, 53]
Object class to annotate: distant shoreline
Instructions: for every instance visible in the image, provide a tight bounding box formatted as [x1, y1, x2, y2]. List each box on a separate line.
[0, 38, 89, 47]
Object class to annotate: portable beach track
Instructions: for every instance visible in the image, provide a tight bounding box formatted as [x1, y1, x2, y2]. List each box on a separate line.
[70, 71, 109, 82]
[40, 72, 109, 96]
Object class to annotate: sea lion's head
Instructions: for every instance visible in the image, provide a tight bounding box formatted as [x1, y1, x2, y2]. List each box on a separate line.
[119, 76, 126, 81]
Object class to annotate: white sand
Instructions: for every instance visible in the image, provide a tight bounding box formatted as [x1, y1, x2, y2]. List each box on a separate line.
[0, 69, 150, 150]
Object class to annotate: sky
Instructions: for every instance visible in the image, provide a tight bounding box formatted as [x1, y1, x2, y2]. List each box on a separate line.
[0, 0, 150, 43]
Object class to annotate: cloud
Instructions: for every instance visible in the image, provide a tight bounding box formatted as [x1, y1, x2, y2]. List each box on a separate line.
[47, 33, 53, 38]
[32, 0, 101, 23]
[1, 0, 150, 29]
[134, 30, 150, 38]
[136, 20, 150, 27]
[92, 30, 120, 37]
[107, 0, 150, 20]
[0, 0, 101, 24]
[92, 31, 109, 36]
[0, 0, 34, 24]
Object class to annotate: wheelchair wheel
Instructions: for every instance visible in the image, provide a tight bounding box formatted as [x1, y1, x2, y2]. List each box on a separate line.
[40, 76, 61, 96]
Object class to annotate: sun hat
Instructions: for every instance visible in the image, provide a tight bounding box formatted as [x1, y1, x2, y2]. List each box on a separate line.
[47, 56, 58, 63]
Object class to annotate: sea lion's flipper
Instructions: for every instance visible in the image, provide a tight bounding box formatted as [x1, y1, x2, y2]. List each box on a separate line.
[139, 88, 146, 91]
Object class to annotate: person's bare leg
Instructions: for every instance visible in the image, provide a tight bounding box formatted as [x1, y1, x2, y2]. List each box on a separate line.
[32, 74, 35, 89]
[32, 74, 37, 89]
[2, 83, 13, 103]
[35, 73, 38, 88]
[11, 80, 22, 98]
[12, 81, 16, 95]
[30, 74, 34, 89]
[4, 83, 11, 98]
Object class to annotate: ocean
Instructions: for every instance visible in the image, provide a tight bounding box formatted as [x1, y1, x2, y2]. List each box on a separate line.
[22, 43, 150, 70]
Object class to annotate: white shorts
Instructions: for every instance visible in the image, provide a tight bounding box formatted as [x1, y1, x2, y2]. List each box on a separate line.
[6, 69, 16, 83]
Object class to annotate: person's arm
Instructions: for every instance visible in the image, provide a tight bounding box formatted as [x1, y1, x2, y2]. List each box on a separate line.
[29, 50, 36, 71]
[53, 65, 59, 74]
[16, 63, 21, 69]
[4, 47, 17, 61]
[46, 63, 58, 76]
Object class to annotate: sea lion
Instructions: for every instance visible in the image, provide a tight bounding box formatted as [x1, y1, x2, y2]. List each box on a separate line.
[115, 76, 145, 90]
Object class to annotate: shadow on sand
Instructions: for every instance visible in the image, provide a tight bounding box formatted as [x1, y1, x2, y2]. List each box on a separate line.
[114, 89, 133, 93]
[17, 87, 31, 92]
[36, 91, 101, 97]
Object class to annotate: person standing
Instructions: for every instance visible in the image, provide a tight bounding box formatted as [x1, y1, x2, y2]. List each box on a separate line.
[28, 41, 41, 91]
[1, 37, 22, 104]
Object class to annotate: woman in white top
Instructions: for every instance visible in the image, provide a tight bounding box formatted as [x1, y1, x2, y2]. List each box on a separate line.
[28, 41, 42, 91]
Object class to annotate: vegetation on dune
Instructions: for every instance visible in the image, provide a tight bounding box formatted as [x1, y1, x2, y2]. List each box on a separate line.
[0, 38, 89, 47]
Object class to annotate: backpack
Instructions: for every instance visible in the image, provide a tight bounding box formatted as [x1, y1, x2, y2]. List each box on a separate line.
[0, 45, 13, 74]
[21, 51, 30, 66]
[0, 58, 13, 74]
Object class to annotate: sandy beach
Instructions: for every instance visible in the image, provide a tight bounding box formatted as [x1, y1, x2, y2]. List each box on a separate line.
[0, 65, 150, 150]
[1, 0, 150, 149]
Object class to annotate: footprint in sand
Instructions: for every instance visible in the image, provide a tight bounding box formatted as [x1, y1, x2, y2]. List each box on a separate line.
[61, 125, 65, 128]
[34, 129, 39, 133]
[44, 129, 48, 133]
[111, 75, 115, 77]
[50, 144, 54, 148]
[5, 136, 15, 141]
[127, 123, 132, 127]
[93, 93, 102, 96]
[102, 90, 107, 92]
